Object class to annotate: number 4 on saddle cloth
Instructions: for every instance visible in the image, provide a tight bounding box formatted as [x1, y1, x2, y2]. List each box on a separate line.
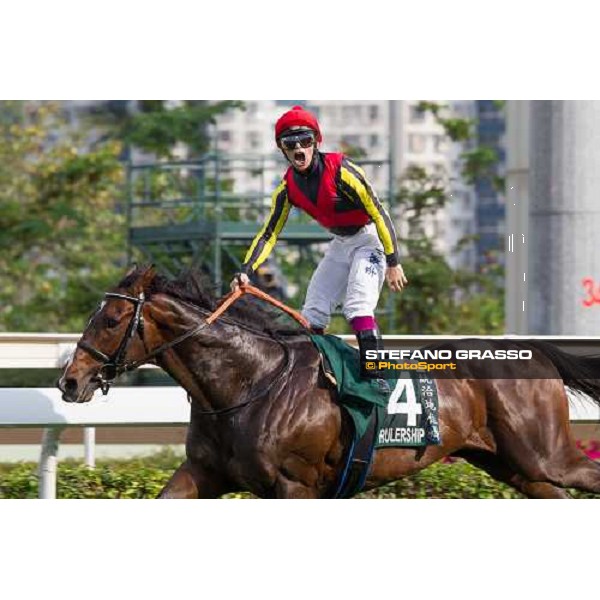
[309, 334, 441, 498]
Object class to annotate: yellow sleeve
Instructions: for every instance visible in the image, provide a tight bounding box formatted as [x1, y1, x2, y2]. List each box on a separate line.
[339, 158, 399, 266]
[242, 180, 291, 274]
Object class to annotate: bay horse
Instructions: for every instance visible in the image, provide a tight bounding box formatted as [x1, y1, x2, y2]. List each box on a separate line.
[57, 265, 600, 499]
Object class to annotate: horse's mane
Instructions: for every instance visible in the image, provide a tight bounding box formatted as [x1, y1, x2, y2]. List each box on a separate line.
[118, 266, 305, 336]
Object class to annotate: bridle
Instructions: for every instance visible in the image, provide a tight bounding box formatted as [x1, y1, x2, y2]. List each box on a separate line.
[77, 290, 225, 395]
[76, 284, 310, 413]
[76, 293, 139, 393]
[78, 291, 151, 394]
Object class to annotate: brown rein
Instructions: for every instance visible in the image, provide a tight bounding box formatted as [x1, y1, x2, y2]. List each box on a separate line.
[187, 283, 310, 416]
[206, 283, 311, 329]
[120, 283, 310, 374]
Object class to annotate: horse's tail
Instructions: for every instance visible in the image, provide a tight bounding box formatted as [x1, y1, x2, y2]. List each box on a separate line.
[526, 340, 600, 404]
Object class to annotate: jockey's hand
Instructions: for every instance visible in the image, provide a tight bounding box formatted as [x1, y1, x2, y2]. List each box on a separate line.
[230, 272, 250, 291]
[386, 265, 408, 292]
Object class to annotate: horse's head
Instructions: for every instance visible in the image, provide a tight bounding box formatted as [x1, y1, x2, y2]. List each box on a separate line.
[57, 265, 157, 403]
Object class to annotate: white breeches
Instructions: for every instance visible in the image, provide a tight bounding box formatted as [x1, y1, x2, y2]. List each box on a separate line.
[301, 223, 386, 329]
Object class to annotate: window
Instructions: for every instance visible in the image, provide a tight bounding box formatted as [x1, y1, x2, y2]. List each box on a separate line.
[432, 162, 446, 176]
[450, 190, 464, 203]
[342, 105, 360, 122]
[369, 134, 379, 148]
[331, 107, 342, 126]
[218, 130, 232, 143]
[343, 135, 360, 147]
[369, 105, 379, 122]
[408, 134, 426, 153]
[247, 131, 260, 150]
[433, 135, 446, 153]
[479, 132, 497, 146]
[409, 104, 426, 123]
[246, 102, 258, 117]
[219, 110, 234, 124]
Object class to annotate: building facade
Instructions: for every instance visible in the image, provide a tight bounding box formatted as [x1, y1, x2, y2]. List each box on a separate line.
[474, 100, 506, 271]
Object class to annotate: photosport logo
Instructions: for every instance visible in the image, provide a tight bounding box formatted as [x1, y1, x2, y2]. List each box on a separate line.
[359, 339, 559, 379]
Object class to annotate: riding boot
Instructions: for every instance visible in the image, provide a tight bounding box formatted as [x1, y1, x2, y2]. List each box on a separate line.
[356, 329, 390, 394]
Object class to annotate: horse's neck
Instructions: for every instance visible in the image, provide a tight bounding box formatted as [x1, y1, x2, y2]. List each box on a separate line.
[150, 297, 284, 411]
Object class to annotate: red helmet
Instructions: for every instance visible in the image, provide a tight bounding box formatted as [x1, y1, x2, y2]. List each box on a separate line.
[275, 105, 322, 143]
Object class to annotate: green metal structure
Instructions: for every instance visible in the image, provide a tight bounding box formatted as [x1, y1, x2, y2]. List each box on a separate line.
[126, 153, 396, 327]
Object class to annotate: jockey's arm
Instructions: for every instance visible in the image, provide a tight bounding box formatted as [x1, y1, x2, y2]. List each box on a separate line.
[339, 158, 407, 291]
[234, 181, 291, 288]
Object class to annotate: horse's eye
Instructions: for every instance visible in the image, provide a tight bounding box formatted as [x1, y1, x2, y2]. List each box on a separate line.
[105, 316, 120, 329]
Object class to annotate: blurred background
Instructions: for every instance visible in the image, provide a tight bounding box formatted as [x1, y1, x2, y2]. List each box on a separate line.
[1, 99, 507, 336]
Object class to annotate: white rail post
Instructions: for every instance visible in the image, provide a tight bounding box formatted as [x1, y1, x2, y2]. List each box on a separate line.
[84, 427, 96, 468]
[38, 426, 64, 499]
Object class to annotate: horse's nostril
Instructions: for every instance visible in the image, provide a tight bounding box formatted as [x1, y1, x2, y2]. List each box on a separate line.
[64, 378, 78, 394]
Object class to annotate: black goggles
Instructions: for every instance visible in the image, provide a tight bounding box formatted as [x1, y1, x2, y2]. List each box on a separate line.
[279, 131, 315, 150]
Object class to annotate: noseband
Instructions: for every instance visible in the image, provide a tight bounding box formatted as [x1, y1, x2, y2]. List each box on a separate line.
[77, 292, 149, 394]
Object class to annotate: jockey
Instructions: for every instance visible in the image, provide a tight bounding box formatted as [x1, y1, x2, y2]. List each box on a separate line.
[231, 105, 407, 381]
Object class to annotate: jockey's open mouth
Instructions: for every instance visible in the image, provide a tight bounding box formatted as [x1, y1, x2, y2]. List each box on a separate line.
[293, 150, 307, 168]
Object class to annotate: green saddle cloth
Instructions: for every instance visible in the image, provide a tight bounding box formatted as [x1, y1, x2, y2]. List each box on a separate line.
[309, 334, 389, 437]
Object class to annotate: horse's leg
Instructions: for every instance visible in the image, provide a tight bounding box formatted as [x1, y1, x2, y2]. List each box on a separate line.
[486, 379, 600, 497]
[539, 450, 600, 495]
[269, 452, 327, 498]
[518, 481, 572, 498]
[273, 475, 319, 498]
[157, 460, 227, 499]
[459, 451, 571, 499]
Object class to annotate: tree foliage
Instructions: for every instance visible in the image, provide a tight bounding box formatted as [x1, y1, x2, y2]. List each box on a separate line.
[0, 101, 126, 331]
[377, 102, 505, 335]
[415, 100, 505, 191]
[1, 100, 247, 332]
[85, 100, 244, 158]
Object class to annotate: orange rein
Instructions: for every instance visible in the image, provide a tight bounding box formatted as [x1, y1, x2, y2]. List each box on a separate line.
[205, 283, 311, 330]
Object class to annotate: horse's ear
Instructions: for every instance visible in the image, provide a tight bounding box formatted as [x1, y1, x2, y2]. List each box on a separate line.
[124, 263, 138, 278]
[138, 264, 156, 289]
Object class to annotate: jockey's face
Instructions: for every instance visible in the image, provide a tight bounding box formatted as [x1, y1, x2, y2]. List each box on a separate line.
[278, 127, 317, 173]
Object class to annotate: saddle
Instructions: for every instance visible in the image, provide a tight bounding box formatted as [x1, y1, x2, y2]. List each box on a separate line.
[310, 333, 441, 498]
